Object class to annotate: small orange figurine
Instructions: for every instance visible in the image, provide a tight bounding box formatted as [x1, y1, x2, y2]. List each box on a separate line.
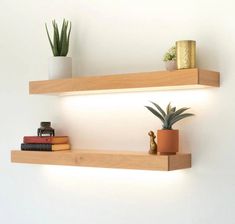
[148, 131, 157, 154]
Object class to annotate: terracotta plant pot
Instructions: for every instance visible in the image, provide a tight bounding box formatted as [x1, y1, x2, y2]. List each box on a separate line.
[157, 129, 179, 155]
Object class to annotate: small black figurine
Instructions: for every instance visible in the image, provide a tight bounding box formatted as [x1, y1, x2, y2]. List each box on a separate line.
[148, 130, 157, 154]
[37, 122, 55, 136]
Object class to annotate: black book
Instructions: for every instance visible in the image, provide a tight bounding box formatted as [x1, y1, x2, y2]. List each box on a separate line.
[21, 143, 70, 151]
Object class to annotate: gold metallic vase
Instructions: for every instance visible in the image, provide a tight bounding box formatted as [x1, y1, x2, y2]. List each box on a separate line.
[176, 40, 196, 69]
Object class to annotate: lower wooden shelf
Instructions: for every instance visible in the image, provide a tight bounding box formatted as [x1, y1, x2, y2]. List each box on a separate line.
[11, 150, 191, 171]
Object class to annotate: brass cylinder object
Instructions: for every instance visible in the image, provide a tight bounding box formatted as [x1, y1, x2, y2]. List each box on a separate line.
[176, 40, 196, 69]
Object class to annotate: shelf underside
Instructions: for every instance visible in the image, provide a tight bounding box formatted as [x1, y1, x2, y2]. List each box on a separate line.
[29, 68, 220, 95]
[11, 150, 191, 171]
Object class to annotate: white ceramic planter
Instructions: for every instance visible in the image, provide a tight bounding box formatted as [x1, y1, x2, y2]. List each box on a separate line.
[165, 60, 177, 71]
[48, 57, 72, 80]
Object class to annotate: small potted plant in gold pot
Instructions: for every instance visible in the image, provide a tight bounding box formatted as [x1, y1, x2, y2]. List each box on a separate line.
[163, 46, 177, 71]
[145, 102, 194, 155]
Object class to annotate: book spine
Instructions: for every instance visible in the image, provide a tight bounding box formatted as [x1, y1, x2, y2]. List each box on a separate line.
[23, 136, 68, 144]
[23, 137, 51, 144]
[21, 143, 52, 151]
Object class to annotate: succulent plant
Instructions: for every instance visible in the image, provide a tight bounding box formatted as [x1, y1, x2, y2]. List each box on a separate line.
[145, 102, 194, 130]
[163, 46, 176, 62]
[45, 19, 71, 56]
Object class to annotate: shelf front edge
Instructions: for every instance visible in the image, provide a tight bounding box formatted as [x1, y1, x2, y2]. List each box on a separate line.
[11, 150, 191, 171]
[29, 69, 219, 95]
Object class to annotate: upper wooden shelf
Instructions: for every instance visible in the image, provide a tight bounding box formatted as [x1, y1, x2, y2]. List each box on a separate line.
[11, 150, 191, 171]
[29, 68, 220, 95]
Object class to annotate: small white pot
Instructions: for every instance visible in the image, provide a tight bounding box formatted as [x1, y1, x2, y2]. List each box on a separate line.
[165, 60, 177, 71]
[48, 57, 72, 80]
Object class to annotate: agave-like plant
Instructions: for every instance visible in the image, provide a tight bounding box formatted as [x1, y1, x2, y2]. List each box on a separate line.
[45, 19, 71, 56]
[145, 102, 194, 130]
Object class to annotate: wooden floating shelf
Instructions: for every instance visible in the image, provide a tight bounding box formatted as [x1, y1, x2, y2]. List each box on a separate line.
[29, 68, 220, 95]
[11, 150, 191, 171]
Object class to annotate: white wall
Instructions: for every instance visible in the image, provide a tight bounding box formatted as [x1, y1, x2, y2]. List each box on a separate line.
[0, 0, 234, 223]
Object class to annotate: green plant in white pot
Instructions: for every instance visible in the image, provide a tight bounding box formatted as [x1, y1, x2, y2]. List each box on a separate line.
[145, 102, 194, 155]
[45, 19, 72, 80]
[163, 46, 176, 71]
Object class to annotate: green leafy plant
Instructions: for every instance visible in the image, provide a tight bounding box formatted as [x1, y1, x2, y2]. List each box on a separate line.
[45, 19, 72, 56]
[145, 102, 194, 130]
[163, 46, 176, 62]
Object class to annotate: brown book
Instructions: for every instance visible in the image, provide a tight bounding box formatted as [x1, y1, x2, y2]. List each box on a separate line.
[23, 136, 69, 144]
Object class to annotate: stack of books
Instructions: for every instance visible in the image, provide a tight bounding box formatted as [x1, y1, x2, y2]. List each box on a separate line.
[21, 136, 70, 151]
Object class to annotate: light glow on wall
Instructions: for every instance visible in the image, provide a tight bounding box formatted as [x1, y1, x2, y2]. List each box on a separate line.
[54, 88, 214, 150]
[59, 89, 212, 109]
[41, 165, 186, 189]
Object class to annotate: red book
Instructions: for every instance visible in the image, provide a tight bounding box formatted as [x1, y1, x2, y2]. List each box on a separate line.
[23, 136, 69, 144]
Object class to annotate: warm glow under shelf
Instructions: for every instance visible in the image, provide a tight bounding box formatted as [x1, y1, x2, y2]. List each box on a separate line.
[29, 68, 220, 95]
[11, 150, 191, 171]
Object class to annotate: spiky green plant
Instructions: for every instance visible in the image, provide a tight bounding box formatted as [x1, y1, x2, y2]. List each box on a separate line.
[45, 19, 71, 56]
[145, 102, 194, 130]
